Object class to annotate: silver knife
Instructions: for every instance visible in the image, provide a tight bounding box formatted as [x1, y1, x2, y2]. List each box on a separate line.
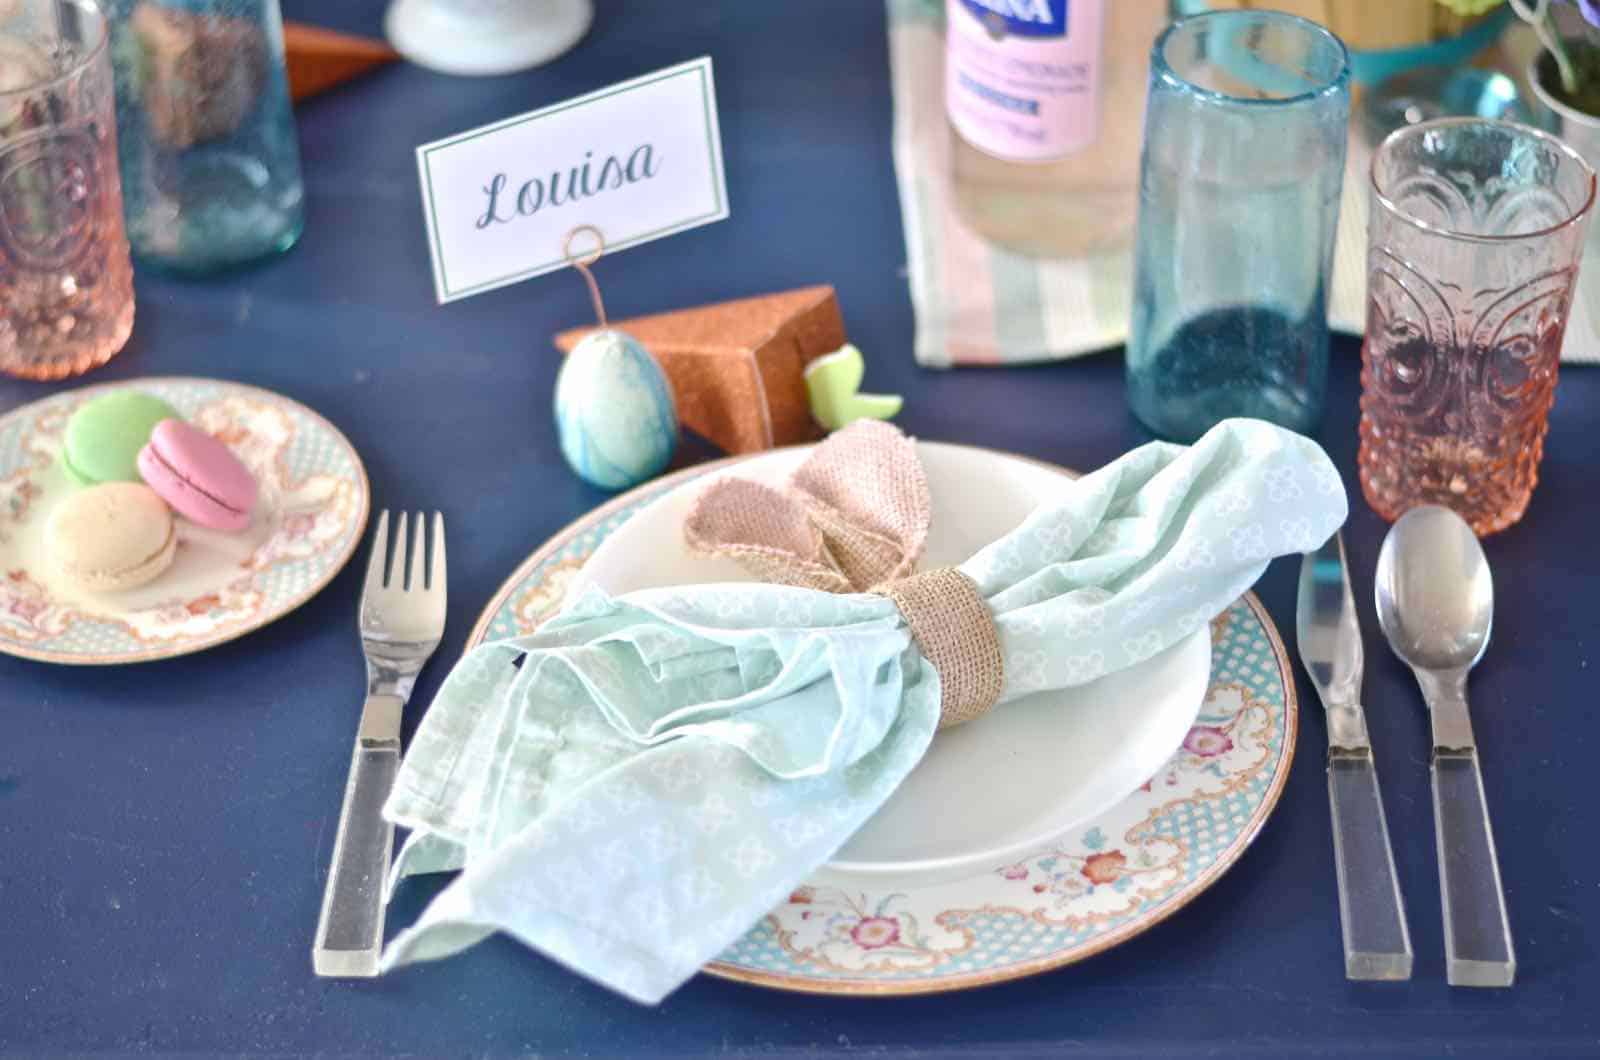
[1297, 532, 1413, 980]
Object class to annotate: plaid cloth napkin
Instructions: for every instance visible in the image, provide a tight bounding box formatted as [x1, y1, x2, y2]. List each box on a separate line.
[379, 419, 1346, 1003]
[888, 0, 1600, 366]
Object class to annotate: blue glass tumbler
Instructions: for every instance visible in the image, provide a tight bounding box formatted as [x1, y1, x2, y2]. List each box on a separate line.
[1126, 11, 1351, 442]
[105, 0, 304, 273]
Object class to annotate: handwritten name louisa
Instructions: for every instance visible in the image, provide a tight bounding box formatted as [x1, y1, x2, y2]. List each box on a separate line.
[476, 144, 661, 228]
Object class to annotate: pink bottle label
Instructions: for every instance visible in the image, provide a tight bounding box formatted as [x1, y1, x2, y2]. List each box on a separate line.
[945, 0, 1106, 162]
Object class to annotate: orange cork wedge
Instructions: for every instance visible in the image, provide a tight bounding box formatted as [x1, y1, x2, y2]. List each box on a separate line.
[555, 286, 847, 455]
[284, 22, 400, 103]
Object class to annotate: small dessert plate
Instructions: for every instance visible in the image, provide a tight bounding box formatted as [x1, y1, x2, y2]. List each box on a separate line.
[0, 377, 369, 664]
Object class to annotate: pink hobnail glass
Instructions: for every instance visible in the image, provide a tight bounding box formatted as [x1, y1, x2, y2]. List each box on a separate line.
[1360, 118, 1596, 535]
[0, 0, 135, 381]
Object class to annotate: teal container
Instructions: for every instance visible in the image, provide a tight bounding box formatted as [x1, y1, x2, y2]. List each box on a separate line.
[1126, 11, 1351, 441]
[106, 0, 304, 273]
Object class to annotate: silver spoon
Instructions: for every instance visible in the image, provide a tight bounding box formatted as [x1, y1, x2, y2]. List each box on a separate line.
[1375, 505, 1514, 987]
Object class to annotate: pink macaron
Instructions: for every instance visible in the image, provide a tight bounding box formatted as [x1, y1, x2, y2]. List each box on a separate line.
[137, 419, 258, 532]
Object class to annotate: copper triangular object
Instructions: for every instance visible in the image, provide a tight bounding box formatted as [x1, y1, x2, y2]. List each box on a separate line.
[285, 21, 399, 103]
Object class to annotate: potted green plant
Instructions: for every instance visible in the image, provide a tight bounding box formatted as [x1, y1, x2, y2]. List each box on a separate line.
[1503, 1, 1600, 343]
[1512, 0, 1600, 154]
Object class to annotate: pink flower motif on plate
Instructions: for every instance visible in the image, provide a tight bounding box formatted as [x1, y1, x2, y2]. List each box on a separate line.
[1081, 850, 1127, 885]
[9, 596, 44, 621]
[1182, 725, 1233, 758]
[1001, 864, 1028, 881]
[282, 513, 317, 540]
[850, 916, 901, 950]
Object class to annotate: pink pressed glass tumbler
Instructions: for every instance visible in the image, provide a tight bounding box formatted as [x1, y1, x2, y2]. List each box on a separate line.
[0, 0, 135, 381]
[1360, 119, 1596, 536]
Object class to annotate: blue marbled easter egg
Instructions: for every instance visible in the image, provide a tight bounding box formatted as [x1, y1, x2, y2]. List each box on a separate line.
[554, 329, 678, 490]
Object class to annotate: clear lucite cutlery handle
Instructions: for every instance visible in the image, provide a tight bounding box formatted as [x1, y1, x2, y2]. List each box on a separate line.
[1328, 752, 1413, 980]
[312, 741, 399, 977]
[1432, 750, 1515, 987]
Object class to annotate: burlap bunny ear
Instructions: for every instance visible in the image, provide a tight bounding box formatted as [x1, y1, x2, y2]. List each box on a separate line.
[684, 420, 932, 593]
[683, 476, 855, 593]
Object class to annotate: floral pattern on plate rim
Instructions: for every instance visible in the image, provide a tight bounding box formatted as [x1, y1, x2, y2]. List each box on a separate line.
[0, 377, 369, 664]
[466, 449, 1296, 996]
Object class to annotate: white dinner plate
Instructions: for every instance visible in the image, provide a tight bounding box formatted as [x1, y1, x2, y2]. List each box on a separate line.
[570, 441, 1211, 890]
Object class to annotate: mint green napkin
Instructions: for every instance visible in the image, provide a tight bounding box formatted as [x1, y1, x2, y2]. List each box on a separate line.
[380, 419, 1347, 1003]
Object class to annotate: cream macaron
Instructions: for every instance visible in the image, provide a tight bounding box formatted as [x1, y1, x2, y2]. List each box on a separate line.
[47, 482, 177, 592]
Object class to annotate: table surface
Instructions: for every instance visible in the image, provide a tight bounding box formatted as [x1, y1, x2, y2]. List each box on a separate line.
[4, 2, 1599, 1056]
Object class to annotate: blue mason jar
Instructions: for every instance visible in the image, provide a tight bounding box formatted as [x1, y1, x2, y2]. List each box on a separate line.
[106, 0, 304, 273]
[1125, 11, 1351, 442]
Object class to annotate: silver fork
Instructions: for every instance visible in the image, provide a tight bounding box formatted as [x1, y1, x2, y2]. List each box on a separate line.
[313, 510, 447, 977]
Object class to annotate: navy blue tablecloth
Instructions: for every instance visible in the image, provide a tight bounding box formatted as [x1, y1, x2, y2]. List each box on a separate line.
[3, 2, 1598, 1055]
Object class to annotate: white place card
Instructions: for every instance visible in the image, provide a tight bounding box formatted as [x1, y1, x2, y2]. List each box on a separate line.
[416, 56, 729, 303]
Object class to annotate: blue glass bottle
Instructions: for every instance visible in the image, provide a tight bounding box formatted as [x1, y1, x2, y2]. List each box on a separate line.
[1125, 11, 1351, 442]
[106, 0, 304, 273]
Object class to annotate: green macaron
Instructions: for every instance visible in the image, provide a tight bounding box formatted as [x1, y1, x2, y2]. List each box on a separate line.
[61, 391, 182, 486]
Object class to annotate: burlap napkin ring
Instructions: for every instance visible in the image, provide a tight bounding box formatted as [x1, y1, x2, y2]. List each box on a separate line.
[685, 421, 1004, 728]
[878, 567, 1004, 728]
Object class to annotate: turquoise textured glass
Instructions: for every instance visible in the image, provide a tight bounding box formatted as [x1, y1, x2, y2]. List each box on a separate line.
[1126, 11, 1351, 442]
[106, 0, 304, 273]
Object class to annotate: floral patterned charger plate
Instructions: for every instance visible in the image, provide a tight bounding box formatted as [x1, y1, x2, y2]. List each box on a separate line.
[0, 377, 370, 664]
[467, 447, 1297, 996]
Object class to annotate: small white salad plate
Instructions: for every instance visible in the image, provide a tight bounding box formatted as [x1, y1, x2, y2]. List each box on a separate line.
[572, 441, 1211, 890]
